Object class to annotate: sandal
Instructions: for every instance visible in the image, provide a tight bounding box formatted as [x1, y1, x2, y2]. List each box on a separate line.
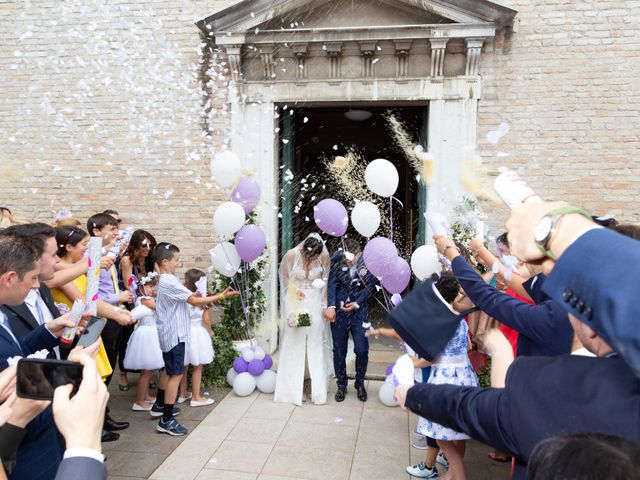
[118, 383, 130, 392]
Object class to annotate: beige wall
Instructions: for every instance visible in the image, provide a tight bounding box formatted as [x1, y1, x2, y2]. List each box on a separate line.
[1, 0, 639, 274]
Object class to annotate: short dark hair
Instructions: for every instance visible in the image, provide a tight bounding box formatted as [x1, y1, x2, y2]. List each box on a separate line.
[154, 242, 179, 266]
[342, 238, 362, 255]
[55, 226, 89, 258]
[592, 215, 618, 228]
[0, 226, 44, 259]
[435, 272, 460, 304]
[87, 213, 118, 236]
[496, 232, 509, 249]
[102, 209, 119, 216]
[2, 223, 56, 253]
[612, 224, 640, 241]
[0, 234, 39, 279]
[184, 269, 206, 293]
[527, 434, 640, 480]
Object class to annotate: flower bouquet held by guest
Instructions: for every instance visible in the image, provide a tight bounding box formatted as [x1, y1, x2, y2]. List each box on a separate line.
[274, 233, 331, 406]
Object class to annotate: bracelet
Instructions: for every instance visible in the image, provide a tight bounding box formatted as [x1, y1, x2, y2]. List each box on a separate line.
[220, 292, 226, 300]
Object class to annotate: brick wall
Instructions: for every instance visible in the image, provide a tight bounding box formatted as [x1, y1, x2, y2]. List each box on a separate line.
[1, 0, 639, 273]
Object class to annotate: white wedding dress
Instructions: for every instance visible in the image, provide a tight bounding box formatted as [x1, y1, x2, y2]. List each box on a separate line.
[274, 244, 331, 406]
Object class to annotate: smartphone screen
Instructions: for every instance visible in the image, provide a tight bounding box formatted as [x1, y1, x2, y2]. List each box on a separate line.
[76, 317, 107, 348]
[17, 359, 83, 401]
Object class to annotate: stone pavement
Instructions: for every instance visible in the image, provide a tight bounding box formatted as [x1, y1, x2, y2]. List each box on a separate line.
[148, 381, 510, 480]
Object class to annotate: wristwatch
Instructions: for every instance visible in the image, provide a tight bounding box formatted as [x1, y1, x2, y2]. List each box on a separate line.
[534, 205, 591, 258]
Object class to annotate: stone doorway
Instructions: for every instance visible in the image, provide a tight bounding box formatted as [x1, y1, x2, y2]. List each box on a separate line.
[278, 104, 427, 357]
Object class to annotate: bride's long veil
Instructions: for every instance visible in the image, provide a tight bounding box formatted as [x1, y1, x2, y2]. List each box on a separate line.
[278, 234, 334, 377]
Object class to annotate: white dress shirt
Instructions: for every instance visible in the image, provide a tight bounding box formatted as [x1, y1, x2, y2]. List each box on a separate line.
[24, 289, 54, 326]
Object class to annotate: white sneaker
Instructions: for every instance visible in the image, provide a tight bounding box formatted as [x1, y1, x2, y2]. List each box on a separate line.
[436, 451, 449, 469]
[177, 393, 192, 404]
[411, 436, 429, 450]
[190, 398, 215, 407]
[132, 403, 152, 412]
[406, 462, 439, 478]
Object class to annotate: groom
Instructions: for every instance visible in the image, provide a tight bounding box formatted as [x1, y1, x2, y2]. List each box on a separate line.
[324, 238, 376, 402]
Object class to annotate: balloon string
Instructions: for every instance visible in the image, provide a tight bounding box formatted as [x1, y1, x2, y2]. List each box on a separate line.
[389, 197, 393, 243]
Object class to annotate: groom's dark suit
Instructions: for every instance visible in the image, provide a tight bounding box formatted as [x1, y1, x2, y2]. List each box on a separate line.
[327, 251, 376, 390]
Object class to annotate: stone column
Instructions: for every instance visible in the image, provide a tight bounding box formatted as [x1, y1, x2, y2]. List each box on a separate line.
[394, 40, 411, 77]
[429, 38, 448, 77]
[359, 41, 376, 78]
[225, 45, 242, 82]
[465, 38, 484, 76]
[259, 44, 276, 80]
[325, 42, 342, 79]
[292, 43, 308, 79]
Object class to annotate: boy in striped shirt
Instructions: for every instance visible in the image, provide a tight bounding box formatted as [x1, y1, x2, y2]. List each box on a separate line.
[153, 242, 238, 436]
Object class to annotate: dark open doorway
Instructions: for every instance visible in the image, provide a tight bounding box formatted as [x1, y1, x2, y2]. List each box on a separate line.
[278, 104, 428, 348]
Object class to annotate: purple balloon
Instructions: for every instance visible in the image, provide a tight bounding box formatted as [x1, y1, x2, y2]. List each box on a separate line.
[363, 237, 398, 277]
[235, 225, 266, 262]
[233, 357, 248, 373]
[232, 177, 261, 213]
[247, 359, 265, 377]
[262, 355, 273, 370]
[385, 364, 394, 376]
[314, 199, 348, 237]
[381, 257, 411, 294]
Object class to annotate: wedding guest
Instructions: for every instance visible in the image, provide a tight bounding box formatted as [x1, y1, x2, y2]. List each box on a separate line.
[118, 229, 156, 391]
[178, 269, 216, 407]
[275, 233, 331, 406]
[324, 238, 376, 402]
[0, 207, 25, 228]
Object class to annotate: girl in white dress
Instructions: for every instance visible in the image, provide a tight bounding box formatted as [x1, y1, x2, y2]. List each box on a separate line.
[274, 233, 332, 406]
[178, 269, 216, 407]
[123, 273, 164, 411]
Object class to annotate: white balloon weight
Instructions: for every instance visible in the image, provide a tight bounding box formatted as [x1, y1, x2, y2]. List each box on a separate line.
[242, 348, 256, 363]
[378, 382, 398, 407]
[410, 245, 442, 281]
[210, 242, 241, 277]
[256, 370, 277, 394]
[211, 150, 241, 188]
[226, 367, 238, 387]
[233, 372, 256, 397]
[214, 202, 246, 236]
[364, 159, 399, 198]
[351, 201, 381, 238]
[253, 346, 266, 361]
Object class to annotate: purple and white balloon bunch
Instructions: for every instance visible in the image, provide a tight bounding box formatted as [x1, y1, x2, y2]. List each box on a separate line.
[226, 346, 277, 397]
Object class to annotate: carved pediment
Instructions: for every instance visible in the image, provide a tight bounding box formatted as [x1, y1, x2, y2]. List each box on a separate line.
[197, 0, 516, 83]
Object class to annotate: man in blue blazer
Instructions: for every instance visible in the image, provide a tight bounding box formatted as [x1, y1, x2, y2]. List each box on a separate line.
[325, 239, 376, 402]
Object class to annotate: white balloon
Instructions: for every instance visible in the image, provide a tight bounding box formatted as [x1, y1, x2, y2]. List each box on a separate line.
[378, 382, 398, 407]
[242, 348, 256, 363]
[210, 242, 241, 277]
[410, 245, 442, 281]
[351, 201, 381, 238]
[253, 346, 266, 361]
[233, 372, 256, 397]
[211, 150, 241, 188]
[226, 367, 238, 387]
[256, 370, 277, 393]
[364, 159, 399, 198]
[214, 202, 246, 236]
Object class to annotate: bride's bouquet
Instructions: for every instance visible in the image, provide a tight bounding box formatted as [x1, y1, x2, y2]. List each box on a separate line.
[288, 309, 312, 328]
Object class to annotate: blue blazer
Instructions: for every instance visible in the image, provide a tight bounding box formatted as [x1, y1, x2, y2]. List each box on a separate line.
[327, 252, 376, 318]
[406, 354, 640, 479]
[542, 228, 640, 378]
[0, 322, 62, 480]
[451, 256, 573, 357]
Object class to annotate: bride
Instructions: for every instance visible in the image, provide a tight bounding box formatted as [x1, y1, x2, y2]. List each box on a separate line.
[274, 233, 332, 406]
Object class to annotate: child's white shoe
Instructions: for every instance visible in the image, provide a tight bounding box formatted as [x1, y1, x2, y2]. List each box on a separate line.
[132, 403, 152, 412]
[190, 398, 215, 407]
[177, 393, 192, 404]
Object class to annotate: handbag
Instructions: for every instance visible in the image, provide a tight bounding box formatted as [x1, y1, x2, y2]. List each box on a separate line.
[389, 278, 478, 361]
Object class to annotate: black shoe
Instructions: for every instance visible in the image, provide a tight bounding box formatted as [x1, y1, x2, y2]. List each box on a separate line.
[356, 385, 367, 402]
[104, 415, 130, 431]
[335, 388, 346, 402]
[101, 430, 120, 442]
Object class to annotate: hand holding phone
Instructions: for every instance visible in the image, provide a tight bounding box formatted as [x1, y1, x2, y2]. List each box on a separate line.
[53, 353, 107, 452]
